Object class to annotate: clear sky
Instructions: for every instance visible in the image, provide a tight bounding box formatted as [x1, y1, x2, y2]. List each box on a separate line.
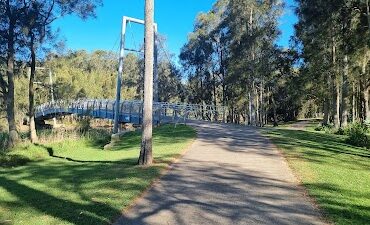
[53, 0, 297, 60]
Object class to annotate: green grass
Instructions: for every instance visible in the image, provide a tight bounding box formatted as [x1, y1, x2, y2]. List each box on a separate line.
[263, 127, 370, 225]
[0, 124, 196, 225]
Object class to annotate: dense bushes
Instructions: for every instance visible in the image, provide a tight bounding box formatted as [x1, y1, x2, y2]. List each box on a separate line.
[345, 122, 369, 148]
[315, 122, 369, 148]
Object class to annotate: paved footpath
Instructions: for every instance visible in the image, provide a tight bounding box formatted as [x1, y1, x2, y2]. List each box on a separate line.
[115, 122, 326, 225]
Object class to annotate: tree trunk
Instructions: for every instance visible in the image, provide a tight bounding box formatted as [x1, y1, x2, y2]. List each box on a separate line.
[364, 85, 370, 121]
[366, 0, 370, 32]
[272, 94, 278, 127]
[260, 81, 264, 127]
[332, 37, 340, 129]
[334, 80, 341, 128]
[249, 83, 256, 126]
[341, 54, 349, 127]
[29, 35, 38, 143]
[352, 83, 356, 123]
[6, 17, 18, 148]
[139, 0, 154, 166]
[255, 86, 260, 126]
[323, 98, 330, 125]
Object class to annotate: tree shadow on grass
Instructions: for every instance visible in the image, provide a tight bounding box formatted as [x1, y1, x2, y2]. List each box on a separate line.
[0, 176, 121, 225]
[304, 182, 370, 225]
[33, 143, 135, 164]
[268, 129, 370, 159]
[0, 160, 163, 225]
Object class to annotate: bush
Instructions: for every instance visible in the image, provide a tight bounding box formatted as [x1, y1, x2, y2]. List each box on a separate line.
[334, 128, 345, 135]
[0, 132, 9, 153]
[345, 122, 369, 148]
[77, 116, 91, 133]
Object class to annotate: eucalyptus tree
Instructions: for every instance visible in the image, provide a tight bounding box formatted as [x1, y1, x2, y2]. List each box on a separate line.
[0, 0, 101, 147]
[294, 0, 370, 126]
[223, 0, 283, 125]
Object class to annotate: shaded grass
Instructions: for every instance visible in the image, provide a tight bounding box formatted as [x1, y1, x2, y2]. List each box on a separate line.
[0, 124, 196, 225]
[263, 128, 370, 225]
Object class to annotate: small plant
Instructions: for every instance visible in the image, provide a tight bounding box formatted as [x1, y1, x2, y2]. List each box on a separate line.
[314, 126, 324, 131]
[345, 122, 369, 148]
[77, 116, 91, 133]
[0, 132, 9, 153]
[334, 128, 345, 135]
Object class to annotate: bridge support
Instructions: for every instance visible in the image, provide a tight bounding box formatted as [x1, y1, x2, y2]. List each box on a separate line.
[113, 16, 158, 134]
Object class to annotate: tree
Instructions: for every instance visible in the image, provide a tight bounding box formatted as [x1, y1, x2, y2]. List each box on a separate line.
[0, 0, 101, 147]
[294, 0, 369, 127]
[139, 0, 155, 165]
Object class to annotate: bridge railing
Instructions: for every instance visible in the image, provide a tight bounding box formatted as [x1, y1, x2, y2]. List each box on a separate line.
[35, 99, 228, 124]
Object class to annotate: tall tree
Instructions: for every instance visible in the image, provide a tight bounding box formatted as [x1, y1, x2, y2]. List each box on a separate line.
[0, 0, 101, 147]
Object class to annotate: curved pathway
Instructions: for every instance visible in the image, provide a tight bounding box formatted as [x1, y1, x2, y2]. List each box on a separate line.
[115, 122, 326, 225]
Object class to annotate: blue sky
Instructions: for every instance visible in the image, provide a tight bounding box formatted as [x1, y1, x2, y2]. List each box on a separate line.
[53, 0, 297, 60]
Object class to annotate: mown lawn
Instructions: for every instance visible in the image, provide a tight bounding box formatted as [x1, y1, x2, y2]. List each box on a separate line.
[263, 128, 370, 225]
[0, 124, 196, 225]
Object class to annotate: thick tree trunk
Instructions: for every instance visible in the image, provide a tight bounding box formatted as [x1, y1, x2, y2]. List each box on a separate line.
[29, 35, 38, 143]
[6, 19, 18, 148]
[139, 0, 154, 165]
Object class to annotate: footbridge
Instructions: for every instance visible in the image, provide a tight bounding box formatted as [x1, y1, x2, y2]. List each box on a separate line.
[35, 99, 227, 125]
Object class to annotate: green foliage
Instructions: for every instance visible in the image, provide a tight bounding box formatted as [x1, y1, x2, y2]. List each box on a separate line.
[0, 125, 196, 224]
[77, 116, 92, 133]
[345, 122, 369, 148]
[0, 132, 8, 153]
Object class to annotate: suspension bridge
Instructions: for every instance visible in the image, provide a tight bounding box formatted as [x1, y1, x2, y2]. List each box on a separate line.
[35, 99, 228, 127]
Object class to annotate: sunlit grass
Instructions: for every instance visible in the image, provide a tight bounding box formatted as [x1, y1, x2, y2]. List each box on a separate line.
[263, 128, 370, 225]
[0, 124, 196, 225]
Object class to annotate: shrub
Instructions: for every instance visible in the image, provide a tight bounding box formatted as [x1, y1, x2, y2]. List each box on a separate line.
[314, 126, 324, 131]
[77, 116, 91, 133]
[345, 122, 369, 148]
[0, 132, 9, 153]
[334, 128, 345, 135]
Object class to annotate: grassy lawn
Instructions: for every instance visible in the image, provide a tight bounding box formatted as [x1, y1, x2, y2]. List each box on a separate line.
[263, 127, 370, 225]
[0, 124, 196, 225]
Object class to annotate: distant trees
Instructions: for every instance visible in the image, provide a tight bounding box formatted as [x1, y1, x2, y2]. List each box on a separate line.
[181, 0, 287, 125]
[181, 0, 369, 128]
[295, 0, 370, 127]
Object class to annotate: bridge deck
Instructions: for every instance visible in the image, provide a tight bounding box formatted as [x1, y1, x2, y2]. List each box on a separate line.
[35, 99, 228, 125]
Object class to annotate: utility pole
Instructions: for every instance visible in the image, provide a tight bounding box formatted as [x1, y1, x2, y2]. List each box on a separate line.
[139, 0, 155, 165]
[153, 30, 159, 102]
